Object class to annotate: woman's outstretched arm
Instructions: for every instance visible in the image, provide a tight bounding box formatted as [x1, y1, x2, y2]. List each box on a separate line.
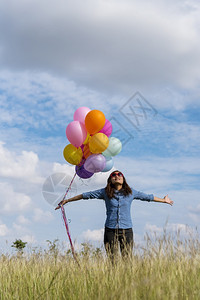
[55, 194, 83, 210]
[154, 194, 173, 206]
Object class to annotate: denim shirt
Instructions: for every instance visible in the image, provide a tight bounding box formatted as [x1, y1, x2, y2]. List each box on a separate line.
[82, 188, 154, 229]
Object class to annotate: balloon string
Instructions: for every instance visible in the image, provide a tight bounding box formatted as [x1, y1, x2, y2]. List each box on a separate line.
[60, 205, 80, 266]
[59, 173, 80, 267]
[62, 172, 77, 201]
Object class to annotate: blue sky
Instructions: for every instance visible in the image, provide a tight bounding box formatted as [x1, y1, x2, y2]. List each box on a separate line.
[0, 0, 200, 253]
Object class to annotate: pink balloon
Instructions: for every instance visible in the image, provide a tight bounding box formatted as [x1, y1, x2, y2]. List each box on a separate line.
[74, 107, 91, 124]
[99, 119, 112, 137]
[66, 121, 87, 147]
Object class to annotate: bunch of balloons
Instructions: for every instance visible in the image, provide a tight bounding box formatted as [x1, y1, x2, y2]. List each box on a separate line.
[63, 107, 122, 179]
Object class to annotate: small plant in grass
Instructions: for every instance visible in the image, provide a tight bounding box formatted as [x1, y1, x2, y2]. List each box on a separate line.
[46, 239, 59, 258]
[11, 239, 27, 254]
[81, 242, 94, 258]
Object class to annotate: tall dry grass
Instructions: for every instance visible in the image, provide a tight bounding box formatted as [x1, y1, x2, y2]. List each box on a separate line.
[0, 231, 200, 299]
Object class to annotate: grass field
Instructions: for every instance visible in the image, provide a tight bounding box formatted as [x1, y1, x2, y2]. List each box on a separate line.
[0, 232, 200, 299]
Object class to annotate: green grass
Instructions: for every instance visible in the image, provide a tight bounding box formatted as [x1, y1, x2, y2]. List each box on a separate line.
[0, 232, 200, 299]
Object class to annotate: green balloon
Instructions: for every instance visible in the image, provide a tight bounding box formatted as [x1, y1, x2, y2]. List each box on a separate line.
[102, 137, 122, 157]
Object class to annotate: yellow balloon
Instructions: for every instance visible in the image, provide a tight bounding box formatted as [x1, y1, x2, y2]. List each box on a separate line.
[89, 133, 109, 154]
[83, 132, 91, 145]
[63, 144, 83, 165]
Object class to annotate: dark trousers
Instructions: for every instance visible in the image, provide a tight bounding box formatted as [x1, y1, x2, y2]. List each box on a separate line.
[104, 227, 133, 259]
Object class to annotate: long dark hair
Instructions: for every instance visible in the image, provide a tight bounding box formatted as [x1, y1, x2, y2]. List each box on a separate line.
[105, 170, 132, 199]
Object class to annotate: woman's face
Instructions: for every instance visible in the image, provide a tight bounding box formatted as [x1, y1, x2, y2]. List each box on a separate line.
[110, 171, 124, 185]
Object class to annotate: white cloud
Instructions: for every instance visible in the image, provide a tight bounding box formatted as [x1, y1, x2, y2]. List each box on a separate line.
[21, 234, 37, 244]
[0, 221, 35, 245]
[0, 224, 9, 236]
[11, 222, 37, 244]
[82, 228, 104, 242]
[12, 223, 26, 232]
[52, 163, 75, 174]
[145, 222, 195, 236]
[0, 71, 112, 133]
[33, 208, 54, 224]
[0, 71, 199, 146]
[16, 215, 31, 225]
[145, 224, 163, 234]
[168, 223, 192, 233]
[0, 0, 199, 93]
[0, 142, 42, 183]
[150, 87, 199, 111]
[0, 182, 32, 215]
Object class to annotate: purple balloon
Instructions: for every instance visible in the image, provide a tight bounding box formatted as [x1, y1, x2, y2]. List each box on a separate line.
[75, 164, 93, 179]
[84, 154, 106, 173]
[99, 119, 112, 137]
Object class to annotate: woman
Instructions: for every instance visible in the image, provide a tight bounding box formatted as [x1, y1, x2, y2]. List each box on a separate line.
[55, 170, 173, 259]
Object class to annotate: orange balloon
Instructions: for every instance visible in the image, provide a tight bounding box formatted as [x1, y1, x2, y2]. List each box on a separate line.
[83, 143, 92, 159]
[85, 110, 106, 135]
